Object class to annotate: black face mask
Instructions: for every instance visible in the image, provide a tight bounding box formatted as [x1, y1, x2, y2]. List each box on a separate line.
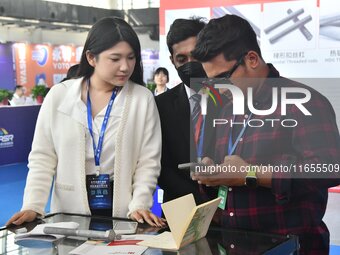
[176, 62, 207, 90]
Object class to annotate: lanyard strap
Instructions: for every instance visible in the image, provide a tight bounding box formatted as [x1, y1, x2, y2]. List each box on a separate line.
[86, 79, 118, 170]
[228, 113, 253, 155]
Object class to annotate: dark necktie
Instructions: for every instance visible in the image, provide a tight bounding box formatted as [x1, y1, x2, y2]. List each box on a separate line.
[190, 94, 202, 127]
[190, 94, 203, 145]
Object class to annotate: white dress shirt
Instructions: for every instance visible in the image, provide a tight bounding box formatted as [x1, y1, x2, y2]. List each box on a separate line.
[74, 86, 127, 180]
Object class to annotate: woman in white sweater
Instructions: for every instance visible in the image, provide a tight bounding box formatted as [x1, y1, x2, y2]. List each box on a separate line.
[7, 17, 165, 227]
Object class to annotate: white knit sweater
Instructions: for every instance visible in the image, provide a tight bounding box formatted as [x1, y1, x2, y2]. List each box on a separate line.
[22, 78, 161, 218]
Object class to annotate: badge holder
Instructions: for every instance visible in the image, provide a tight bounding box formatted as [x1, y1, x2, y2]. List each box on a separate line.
[86, 174, 112, 210]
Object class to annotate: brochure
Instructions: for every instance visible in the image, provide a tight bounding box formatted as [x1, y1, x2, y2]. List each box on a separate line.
[137, 194, 221, 250]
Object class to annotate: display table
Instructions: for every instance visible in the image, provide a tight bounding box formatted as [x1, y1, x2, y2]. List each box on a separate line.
[0, 213, 299, 255]
[0, 105, 40, 165]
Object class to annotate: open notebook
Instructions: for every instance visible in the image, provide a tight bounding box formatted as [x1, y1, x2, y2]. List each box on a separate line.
[138, 194, 221, 250]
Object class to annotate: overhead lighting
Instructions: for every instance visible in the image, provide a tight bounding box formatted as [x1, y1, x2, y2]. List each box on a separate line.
[40, 0, 112, 9]
[0, 16, 39, 26]
[0, 16, 17, 21]
[50, 21, 91, 29]
[41, 0, 69, 3]
[0, 16, 90, 32]
[23, 19, 40, 24]
[51, 22, 75, 27]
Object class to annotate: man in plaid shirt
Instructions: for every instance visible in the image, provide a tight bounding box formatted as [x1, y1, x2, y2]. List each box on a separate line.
[191, 14, 340, 255]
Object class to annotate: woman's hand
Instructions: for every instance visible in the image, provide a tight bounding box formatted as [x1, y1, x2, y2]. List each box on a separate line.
[6, 210, 38, 226]
[130, 209, 166, 227]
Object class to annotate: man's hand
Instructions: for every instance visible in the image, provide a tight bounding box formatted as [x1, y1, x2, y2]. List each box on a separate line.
[201, 157, 214, 166]
[191, 155, 249, 187]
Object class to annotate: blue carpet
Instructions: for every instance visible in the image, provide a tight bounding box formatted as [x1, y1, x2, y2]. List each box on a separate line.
[0, 162, 50, 227]
[331, 245, 340, 255]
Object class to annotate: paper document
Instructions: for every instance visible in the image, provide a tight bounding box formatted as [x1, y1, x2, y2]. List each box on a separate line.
[14, 221, 79, 247]
[70, 235, 151, 255]
[137, 194, 221, 250]
[15, 221, 79, 241]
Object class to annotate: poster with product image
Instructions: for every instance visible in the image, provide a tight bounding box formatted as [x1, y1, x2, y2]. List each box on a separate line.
[319, 0, 340, 47]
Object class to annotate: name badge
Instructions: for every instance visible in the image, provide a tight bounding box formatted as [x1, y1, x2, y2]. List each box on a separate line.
[218, 186, 228, 210]
[86, 174, 112, 210]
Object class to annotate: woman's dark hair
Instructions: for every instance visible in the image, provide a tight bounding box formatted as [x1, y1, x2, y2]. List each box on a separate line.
[192, 14, 262, 62]
[60, 64, 80, 82]
[78, 17, 143, 85]
[154, 67, 169, 83]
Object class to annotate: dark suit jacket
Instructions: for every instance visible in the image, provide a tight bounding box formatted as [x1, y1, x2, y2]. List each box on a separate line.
[155, 83, 225, 204]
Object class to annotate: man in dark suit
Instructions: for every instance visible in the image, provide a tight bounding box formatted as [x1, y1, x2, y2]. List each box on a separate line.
[155, 18, 224, 204]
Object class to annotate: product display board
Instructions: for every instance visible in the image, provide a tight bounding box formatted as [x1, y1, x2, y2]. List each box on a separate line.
[159, 0, 340, 81]
[159, 0, 340, 127]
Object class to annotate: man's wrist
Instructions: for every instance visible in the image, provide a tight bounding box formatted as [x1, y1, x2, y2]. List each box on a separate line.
[245, 164, 258, 188]
[256, 165, 273, 188]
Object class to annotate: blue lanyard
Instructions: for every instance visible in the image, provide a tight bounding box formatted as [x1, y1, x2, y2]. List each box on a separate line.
[228, 113, 253, 155]
[86, 79, 118, 173]
[197, 115, 206, 161]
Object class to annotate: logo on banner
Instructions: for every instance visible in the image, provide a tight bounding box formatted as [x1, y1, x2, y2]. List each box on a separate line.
[14, 43, 28, 85]
[52, 46, 78, 70]
[32, 45, 48, 66]
[52, 47, 62, 62]
[0, 128, 14, 148]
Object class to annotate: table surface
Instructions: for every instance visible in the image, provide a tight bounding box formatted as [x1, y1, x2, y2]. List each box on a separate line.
[0, 213, 299, 255]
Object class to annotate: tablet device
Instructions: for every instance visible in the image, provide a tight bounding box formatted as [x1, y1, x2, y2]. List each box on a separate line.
[178, 162, 205, 170]
[113, 221, 138, 235]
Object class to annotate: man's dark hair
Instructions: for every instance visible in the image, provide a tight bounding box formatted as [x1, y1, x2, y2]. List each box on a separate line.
[192, 14, 262, 62]
[166, 17, 206, 56]
[15, 85, 23, 90]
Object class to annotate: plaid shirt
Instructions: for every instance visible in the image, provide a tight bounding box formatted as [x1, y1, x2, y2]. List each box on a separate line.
[213, 65, 340, 255]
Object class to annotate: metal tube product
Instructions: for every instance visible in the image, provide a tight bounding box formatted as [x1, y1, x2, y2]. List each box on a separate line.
[264, 8, 304, 34]
[320, 14, 340, 27]
[325, 21, 340, 27]
[43, 227, 117, 241]
[269, 15, 312, 44]
[319, 26, 340, 41]
[287, 8, 313, 41]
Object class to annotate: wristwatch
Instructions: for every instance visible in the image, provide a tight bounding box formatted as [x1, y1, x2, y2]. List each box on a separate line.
[245, 165, 258, 188]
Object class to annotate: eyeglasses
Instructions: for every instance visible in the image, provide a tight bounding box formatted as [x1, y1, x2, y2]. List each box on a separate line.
[214, 53, 247, 79]
[201, 52, 247, 88]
